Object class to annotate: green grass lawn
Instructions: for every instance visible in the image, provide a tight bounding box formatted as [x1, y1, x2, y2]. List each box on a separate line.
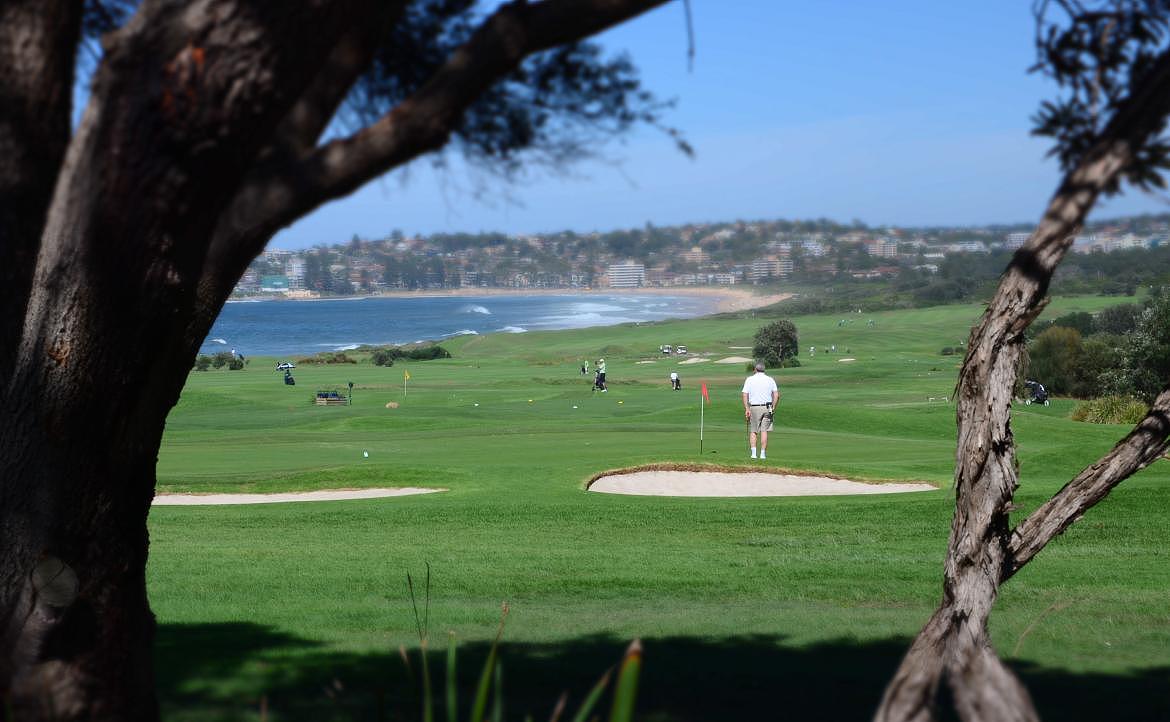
[150, 297, 1170, 721]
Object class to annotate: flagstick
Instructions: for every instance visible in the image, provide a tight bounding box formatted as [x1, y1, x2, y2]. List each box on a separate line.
[699, 393, 705, 456]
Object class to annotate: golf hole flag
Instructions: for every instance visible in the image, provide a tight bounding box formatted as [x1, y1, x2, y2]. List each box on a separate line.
[403, 368, 411, 396]
[699, 381, 710, 454]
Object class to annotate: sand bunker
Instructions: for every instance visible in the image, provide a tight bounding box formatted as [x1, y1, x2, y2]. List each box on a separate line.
[589, 470, 935, 497]
[153, 487, 444, 506]
[679, 357, 709, 364]
[715, 356, 752, 364]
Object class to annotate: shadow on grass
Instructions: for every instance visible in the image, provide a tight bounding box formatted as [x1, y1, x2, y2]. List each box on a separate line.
[156, 623, 1170, 721]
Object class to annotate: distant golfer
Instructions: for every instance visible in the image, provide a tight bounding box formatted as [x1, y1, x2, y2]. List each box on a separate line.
[594, 358, 608, 392]
[670, 371, 681, 390]
[741, 360, 779, 460]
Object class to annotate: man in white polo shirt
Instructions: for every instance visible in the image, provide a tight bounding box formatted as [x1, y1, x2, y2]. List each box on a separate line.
[741, 360, 780, 460]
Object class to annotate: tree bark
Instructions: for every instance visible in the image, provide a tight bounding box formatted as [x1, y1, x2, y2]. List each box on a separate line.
[0, 0, 82, 381]
[876, 45, 1170, 722]
[0, 2, 371, 718]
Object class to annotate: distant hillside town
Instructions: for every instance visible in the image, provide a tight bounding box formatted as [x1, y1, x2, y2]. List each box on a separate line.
[236, 214, 1170, 297]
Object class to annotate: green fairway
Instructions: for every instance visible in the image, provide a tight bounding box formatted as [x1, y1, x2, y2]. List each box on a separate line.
[150, 298, 1170, 721]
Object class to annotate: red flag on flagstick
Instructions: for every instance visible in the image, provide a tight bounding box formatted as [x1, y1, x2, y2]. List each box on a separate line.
[701, 381, 710, 404]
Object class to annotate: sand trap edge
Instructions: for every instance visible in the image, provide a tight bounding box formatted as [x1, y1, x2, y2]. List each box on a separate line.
[153, 487, 446, 506]
[586, 464, 936, 498]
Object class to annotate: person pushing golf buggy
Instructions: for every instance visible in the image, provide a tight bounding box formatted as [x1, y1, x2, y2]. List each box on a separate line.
[1024, 379, 1049, 406]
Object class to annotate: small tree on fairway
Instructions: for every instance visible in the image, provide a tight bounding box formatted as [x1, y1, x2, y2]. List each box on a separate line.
[752, 319, 799, 367]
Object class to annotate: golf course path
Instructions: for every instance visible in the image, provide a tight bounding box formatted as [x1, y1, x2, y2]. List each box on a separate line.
[589, 471, 935, 497]
[153, 488, 444, 506]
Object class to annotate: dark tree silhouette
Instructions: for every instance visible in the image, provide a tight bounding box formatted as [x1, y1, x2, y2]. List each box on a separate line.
[0, 1, 677, 719]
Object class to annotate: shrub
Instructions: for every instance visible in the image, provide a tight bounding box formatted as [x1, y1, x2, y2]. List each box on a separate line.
[940, 347, 955, 356]
[296, 352, 358, 365]
[193, 355, 211, 371]
[227, 357, 244, 370]
[211, 351, 233, 368]
[1027, 326, 1083, 394]
[368, 344, 450, 366]
[1070, 395, 1148, 425]
[403, 345, 451, 360]
[752, 319, 798, 367]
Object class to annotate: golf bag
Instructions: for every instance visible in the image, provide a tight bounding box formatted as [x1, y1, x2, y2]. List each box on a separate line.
[284, 370, 296, 386]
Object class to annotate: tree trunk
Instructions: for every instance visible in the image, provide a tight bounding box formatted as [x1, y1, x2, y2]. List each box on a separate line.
[877, 43, 1170, 720]
[0, 1, 678, 717]
[0, 3, 367, 717]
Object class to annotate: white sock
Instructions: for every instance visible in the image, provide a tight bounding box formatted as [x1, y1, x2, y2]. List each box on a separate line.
[760, 451, 767, 459]
[750, 447, 757, 458]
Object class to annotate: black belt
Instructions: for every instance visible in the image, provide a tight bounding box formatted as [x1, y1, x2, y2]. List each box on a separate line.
[750, 403, 770, 407]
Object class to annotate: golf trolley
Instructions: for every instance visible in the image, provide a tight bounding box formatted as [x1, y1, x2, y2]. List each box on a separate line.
[1024, 379, 1049, 406]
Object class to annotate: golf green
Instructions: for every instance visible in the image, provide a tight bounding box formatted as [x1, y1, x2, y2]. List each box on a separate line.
[150, 296, 1170, 721]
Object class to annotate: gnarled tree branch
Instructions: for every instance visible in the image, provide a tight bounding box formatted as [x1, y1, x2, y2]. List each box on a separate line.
[210, 0, 672, 257]
[876, 40, 1170, 722]
[1005, 384, 1170, 579]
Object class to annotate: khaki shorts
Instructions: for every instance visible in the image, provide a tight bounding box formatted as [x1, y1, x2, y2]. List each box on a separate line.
[748, 405, 774, 433]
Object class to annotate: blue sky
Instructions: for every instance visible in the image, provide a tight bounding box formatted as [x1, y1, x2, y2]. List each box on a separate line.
[270, 1, 1169, 249]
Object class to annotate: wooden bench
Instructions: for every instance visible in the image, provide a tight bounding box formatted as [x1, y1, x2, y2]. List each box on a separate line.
[314, 396, 348, 406]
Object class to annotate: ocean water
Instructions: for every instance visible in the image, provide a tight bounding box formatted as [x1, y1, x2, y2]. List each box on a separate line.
[200, 294, 718, 357]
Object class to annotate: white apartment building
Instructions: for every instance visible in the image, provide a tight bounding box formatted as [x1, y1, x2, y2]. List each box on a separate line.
[681, 246, 709, 264]
[607, 262, 646, 288]
[749, 258, 783, 282]
[287, 257, 306, 290]
[1005, 232, 1030, 249]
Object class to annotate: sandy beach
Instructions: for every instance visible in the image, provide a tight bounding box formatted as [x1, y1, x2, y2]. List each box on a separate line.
[366, 286, 793, 314]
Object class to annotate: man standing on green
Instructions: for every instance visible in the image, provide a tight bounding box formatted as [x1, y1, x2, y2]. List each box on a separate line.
[595, 358, 608, 392]
[741, 360, 779, 460]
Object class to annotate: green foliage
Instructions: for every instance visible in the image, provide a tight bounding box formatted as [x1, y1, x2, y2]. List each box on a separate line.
[940, 347, 956, 356]
[227, 357, 244, 371]
[752, 319, 799, 367]
[295, 351, 358, 365]
[371, 348, 396, 367]
[1027, 326, 1083, 395]
[369, 345, 452, 366]
[1096, 303, 1142, 335]
[1124, 293, 1170, 402]
[1070, 395, 1148, 425]
[193, 355, 211, 371]
[210, 351, 232, 369]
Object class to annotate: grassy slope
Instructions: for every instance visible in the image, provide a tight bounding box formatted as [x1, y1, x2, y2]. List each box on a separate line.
[150, 296, 1170, 721]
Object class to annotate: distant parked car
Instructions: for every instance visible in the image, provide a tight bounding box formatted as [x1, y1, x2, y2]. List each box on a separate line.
[675, 345, 688, 355]
[660, 344, 673, 354]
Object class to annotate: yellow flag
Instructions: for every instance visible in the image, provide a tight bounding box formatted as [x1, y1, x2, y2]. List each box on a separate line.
[404, 369, 411, 381]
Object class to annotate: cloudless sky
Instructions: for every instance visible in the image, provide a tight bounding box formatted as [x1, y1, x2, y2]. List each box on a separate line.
[269, 1, 1170, 249]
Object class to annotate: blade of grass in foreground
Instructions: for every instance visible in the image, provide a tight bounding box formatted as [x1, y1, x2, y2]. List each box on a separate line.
[470, 602, 509, 722]
[567, 668, 612, 722]
[446, 632, 458, 722]
[608, 640, 642, 722]
[491, 661, 503, 722]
